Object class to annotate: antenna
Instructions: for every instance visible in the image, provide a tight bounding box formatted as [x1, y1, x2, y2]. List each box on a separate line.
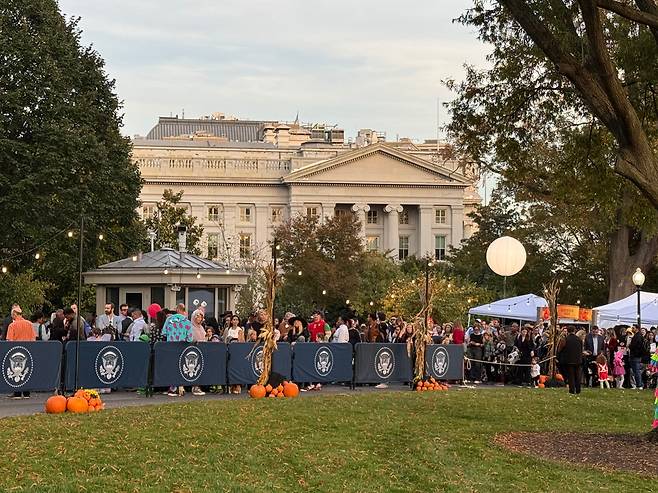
[182, 108, 185, 119]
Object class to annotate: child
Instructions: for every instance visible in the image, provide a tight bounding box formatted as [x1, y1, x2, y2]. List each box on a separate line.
[530, 356, 541, 388]
[597, 353, 610, 389]
[613, 347, 625, 389]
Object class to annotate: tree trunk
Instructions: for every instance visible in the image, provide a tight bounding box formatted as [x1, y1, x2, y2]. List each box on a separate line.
[608, 221, 658, 302]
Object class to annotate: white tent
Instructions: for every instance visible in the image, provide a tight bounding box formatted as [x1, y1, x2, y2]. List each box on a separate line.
[468, 294, 547, 322]
[593, 291, 658, 328]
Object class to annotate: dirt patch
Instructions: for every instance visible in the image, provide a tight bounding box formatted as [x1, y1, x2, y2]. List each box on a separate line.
[494, 432, 657, 477]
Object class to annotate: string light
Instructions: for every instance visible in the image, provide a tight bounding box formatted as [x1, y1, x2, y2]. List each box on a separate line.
[275, 244, 281, 251]
[67, 231, 74, 238]
[132, 255, 138, 262]
[322, 289, 327, 295]
[1, 266, 6, 274]
[196, 269, 201, 279]
[298, 270, 302, 276]
[98, 234, 104, 240]
[346, 299, 350, 305]
[369, 301, 374, 306]
[163, 268, 169, 275]
[34, 253, 40, 260]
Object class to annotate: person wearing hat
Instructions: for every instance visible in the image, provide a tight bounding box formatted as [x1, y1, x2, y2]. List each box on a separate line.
[7, 305, 35, 399]
[285, 317, 308, 343]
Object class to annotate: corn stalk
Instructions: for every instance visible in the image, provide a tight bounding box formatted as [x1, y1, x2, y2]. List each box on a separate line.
[249, 262, 278, 386]
[413, 275, 434, 382]
[543, 279, 560, 377]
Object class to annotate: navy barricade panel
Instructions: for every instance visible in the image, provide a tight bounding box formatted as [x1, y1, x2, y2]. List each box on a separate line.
[425, 344, 464, 380]
[227, 342, 291, 384]
[0, 341, 62, 392]
[354, 343, 412, 384]
[152, 342, 227, 387]
[65, 341, 149, 390]
[292, 343, 353, 383]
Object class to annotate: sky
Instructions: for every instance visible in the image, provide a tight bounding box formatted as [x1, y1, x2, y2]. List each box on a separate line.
[57, 0, 488, 141]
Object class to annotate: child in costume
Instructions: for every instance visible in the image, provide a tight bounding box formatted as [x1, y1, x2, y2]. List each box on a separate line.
[530, 356, 541, 388]
[613, 347, 625, 389]
[596, 353, 610, 389]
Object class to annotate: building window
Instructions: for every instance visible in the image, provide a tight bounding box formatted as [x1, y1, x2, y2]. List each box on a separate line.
[207, 233, 220, 259]
[434, 235, 446, 260]
[142, 204, 156, 220]
[207, 205, 222, 223]
[398, 236, 409, 260]
[398, 210, 409, 225]
[366, 236, 380, 252]
[239, 234, 252, 259]
[239, 205, 252, 223]
[335, 209, 349, 218]
[435, 208, 447, 224]
[367, 210, 378, 224]
[271, 206, 283, 223]
[306, 206, 319, 219]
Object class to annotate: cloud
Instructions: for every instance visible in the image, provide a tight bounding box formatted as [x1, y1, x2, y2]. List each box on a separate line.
[58, 0, 488, 139]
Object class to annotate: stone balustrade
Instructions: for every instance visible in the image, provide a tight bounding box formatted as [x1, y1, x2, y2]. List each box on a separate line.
[136, 157, 292, 178]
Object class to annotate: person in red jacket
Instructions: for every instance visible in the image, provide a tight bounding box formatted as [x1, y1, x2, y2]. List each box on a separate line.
[307, 311, 326, 342]
[452, 321, 465, 345]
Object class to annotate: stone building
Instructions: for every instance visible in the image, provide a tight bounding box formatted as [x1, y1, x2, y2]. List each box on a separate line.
[133, 114, 480, 267]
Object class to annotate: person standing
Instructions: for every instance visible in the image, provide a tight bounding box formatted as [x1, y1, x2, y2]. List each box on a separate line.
[31, 311, 49, 341]
[332, 316, 349, 343]
[308, 311, 327, 343]
[127, 309, 147, 341]
[629, 325, 648, 389]
[96, 303, 121, 340]
[7, 305, 36, 398]
[189, 309, 207, 396]
[559, 325, 584, 395]
[63, 307, 85, 341]
[162, 303, 193, 396]
[467, 324, 484, 383]
[584, 327, 605, 387]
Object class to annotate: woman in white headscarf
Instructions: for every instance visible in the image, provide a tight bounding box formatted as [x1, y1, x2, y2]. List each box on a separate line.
[190, 309, 206, 396]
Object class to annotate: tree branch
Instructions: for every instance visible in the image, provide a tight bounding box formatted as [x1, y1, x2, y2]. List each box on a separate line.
[595, 0, 658, 28]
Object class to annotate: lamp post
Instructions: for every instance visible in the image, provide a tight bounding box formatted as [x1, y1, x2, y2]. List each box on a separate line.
[632, 268, 645, 329]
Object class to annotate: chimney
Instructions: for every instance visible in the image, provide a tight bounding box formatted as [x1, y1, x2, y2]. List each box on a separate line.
[177, 225, 188, 257]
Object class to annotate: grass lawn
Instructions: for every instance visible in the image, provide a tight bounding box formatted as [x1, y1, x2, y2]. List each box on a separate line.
[0, 388, 654, 492]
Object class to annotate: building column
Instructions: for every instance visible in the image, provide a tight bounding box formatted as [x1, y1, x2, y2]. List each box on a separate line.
[321, 203, 335, 223]
[384, 204, 403, 257]
[418, 204, 434, 258]
[351, 203, 370, 241]
[451, 205, 464, 249]
[255, 205, 268, 251]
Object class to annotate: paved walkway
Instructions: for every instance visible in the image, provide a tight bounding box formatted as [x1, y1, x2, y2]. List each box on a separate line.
[0, 383, 414, 418]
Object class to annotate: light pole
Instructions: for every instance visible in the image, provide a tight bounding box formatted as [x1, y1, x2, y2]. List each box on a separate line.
[632, 268, 645, 329]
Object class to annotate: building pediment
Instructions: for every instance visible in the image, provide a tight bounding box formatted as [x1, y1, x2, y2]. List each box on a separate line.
[282, 143, 469, 186]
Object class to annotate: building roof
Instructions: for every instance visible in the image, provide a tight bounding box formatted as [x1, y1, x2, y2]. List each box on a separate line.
[146, 117, 264, 142]
[98, 248, 229, 271]
[132, 138, 276, 149]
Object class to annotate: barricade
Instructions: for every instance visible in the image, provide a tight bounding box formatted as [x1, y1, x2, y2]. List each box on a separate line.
[425, 344, 465, 380]
[64, 341, 150, 390]
[152, 342, 227, 387]
[291, 343, 353, 383]
[0, 341, 62, 393]
[354, 343, 412, 384]
[227, 342, 291, 385]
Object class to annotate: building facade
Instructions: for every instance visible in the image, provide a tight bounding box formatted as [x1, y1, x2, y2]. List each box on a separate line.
[134, 115, 480, 267]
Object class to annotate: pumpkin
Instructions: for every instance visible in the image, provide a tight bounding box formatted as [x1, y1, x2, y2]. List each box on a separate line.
[45, 395, 67, 414]
[277, 392, 284, 398]
[74, 389, 86, 399]
[268, 393, 276, 398]
[539, 375, 549, 384]
[81, 391, 91, 401]
[276, 385, 284, 393]
[249, 384, 266, 399]
[271, 389, 279, 397]
[554, 373, 564, 382]
[88, 398, 101, 408]
[88, 405, 98, 412]
[265, 384, 273, 393]
[538, 383, 545, 388]
[283, 382, 299, 398]
[66, 396, 89, 413]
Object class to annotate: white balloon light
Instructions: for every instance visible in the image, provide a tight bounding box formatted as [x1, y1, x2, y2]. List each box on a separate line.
[486, 236, 527, 277]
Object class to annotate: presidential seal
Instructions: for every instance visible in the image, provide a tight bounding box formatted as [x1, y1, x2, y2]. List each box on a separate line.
[432, 347, 449, 378]
[3, 346, 33, 388]
[179, 346, 204, 382]
[314, 346, 334, 377]
[374, 347, 395, 379]
[251, 346, 264, 377]
[95, 345, 124, 385]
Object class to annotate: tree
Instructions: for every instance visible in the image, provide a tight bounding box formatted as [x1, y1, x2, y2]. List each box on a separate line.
[143, 189, 204, 255]
[273, 213, 364, 318]
[447, 1, 658, 300]
[0, 0, 144, 307]
[0, 270, 51, 318]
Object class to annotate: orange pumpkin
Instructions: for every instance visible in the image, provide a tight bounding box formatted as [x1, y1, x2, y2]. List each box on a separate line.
[88, 405, 97, 412]
[554, 373, 564, 382]
[277, 392, 284, 398]
[538, 383, 545, 388]
[415, 386, 422, 392]
[283, 382, 299, 398]
[268, 393, 276, 398]
[539, 375, 548, 384]
[249, 384, 266, 399]
[265, 384, 273, 393]
[74, 389, 85, 399]
[271, 389, 279, 397]
[88, 398, 101, 408]
[276, 385, 284, 393]
[45, 395, 67, 414]
[66, 396, 88, 413]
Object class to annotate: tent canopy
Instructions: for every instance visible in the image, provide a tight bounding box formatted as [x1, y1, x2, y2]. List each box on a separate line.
[593, 291, 658, 328]
[468, 294, 547, 321]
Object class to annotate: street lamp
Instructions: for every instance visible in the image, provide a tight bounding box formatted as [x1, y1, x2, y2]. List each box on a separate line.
[632, 268, 645, 329]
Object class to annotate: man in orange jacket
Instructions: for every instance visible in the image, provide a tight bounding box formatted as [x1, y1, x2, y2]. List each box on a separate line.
[7, 305, 36, 399]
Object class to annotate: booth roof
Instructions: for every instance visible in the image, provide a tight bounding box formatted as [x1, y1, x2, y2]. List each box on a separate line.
[593, 291, 658, 326]
[468, 294, 548, 321]
[98, 248, 230, 271]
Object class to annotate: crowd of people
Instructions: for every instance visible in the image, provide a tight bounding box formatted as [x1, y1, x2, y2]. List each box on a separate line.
[2, 301, 657, 397]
